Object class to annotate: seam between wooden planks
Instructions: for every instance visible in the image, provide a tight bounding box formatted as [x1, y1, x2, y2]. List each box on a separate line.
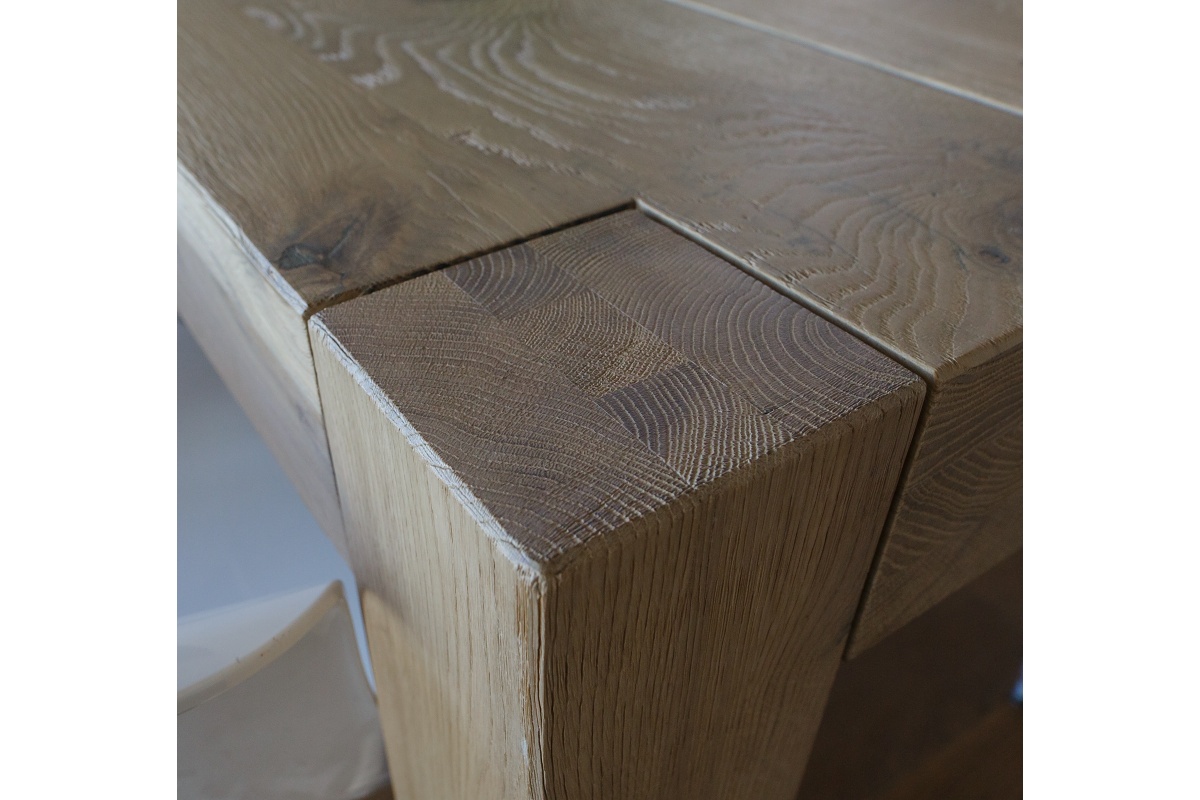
[190, 176, 938, 601]
[180, 157, 636, 322]
[661, 0, 1022, 117]
[183, 155, 1017, 381]
[303, 197, 938, 549]
[309, 204, 928, 580]
[843, 377, 937, 657]
[314, 298, 923, 580]
[635, 199, 935, 383]
[302, 202, 638, 321]
[633, 200, 945, 662]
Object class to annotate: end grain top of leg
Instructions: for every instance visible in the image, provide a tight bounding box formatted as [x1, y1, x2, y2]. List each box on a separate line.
[309, 211, 924, 800]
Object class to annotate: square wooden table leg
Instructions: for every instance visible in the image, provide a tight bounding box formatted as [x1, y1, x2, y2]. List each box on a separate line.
[309, 212, 924, 799]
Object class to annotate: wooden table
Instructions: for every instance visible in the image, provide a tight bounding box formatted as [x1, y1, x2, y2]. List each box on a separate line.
[178, 0, 1021, 796]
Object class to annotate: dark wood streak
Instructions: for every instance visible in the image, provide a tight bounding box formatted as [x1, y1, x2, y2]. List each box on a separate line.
[277, 216, 361, 270]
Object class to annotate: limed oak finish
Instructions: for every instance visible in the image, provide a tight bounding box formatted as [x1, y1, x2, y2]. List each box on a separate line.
[177, 0, 1023, 791]
[178, 167, 347, 551]
[178, 0, 1022, 656]
[310, 212, 924, 799]
[850, 345, 1021, 654]
[673, 0, 1022, 113]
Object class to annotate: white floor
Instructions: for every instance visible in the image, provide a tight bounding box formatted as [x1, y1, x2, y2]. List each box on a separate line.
[177, 319, 372, 681]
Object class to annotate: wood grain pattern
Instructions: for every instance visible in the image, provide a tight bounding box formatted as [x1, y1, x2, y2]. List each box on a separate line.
[181, 0, 1020, 376]
[672, 0, 1022, 112]
[850, 346, 1022, 654]
[178, 165, 347, 552]
[310, 212, 925, 798]
[179, 0, 1022, 661]
[178, 0, 630, 311]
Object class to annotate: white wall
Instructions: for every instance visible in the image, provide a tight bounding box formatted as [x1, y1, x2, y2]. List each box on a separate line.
[177, 319, 372, 683]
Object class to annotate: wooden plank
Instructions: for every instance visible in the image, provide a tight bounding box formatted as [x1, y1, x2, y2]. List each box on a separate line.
[191, 0, 1021, 376]
[177, 165, 346, 552]
[798, 553, 1021, 798]
[850, 347, 1022, 654]
[669, 0, 1022, 112]
[178, 0, 630, 312]
[179, 0, 1021, 649]
[310, 211, 925, 799]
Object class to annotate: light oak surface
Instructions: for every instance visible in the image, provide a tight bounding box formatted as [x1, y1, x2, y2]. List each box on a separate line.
[178, 166, 346, 552]
[851, 346, 1022, 653]
[182, 0, 1020, 375]
[672, 0, 1022, 112]
[311, 212, 924, 799]
[179, 0, 1022, 643]
[178, 0, 630, 313]
[178, 0, 1023, 790]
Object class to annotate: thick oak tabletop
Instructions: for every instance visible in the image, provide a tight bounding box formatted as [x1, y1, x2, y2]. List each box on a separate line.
[178, 0, 1021, 795]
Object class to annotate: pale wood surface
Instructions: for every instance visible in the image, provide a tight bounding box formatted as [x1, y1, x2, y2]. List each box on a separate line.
[180, 0, 1020, 376]
[311, 212, 925, 799]
[851, 346, 1022, 654]
[177, 166, 346, 552]
[178, 0, 630, 313]
[179, 0, 1022, 645]
[673, 0, 1022, 112]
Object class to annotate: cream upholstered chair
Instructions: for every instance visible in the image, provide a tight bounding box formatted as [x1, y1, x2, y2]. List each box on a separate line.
[178, 581, 389, 800]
